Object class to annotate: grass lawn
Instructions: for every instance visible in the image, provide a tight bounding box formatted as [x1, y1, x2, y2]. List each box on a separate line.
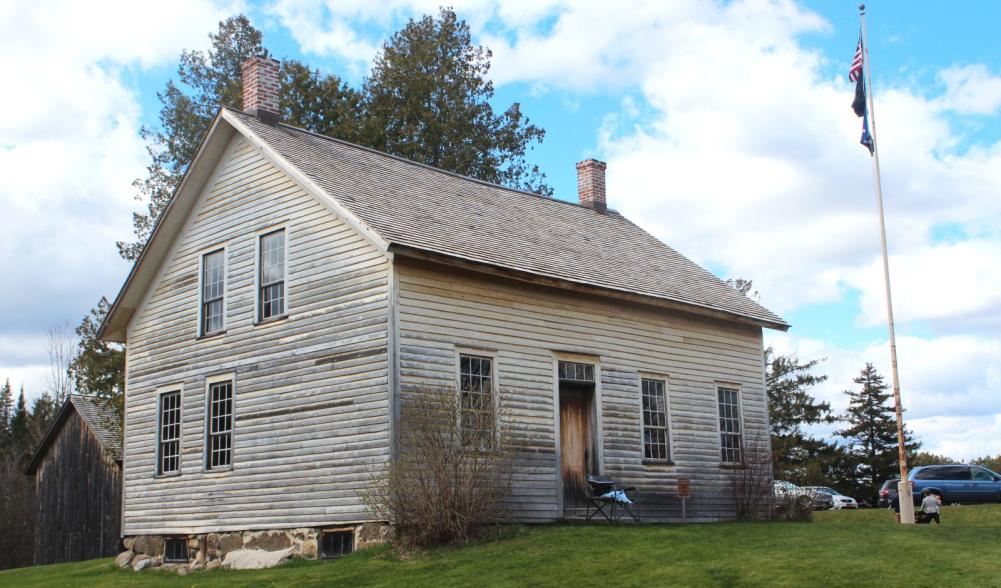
[3, 505, 999, 588]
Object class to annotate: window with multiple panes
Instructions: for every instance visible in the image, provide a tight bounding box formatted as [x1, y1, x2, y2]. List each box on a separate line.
[558, 361, 594, 383]
[164, 538, 188, 563]
[200, 249, 225, 335]
[319, 531, 354, 558]
[206, 380, 233, 470]
[459, 354, 494, 449]
[717, 386, 743, 463]
[258, 229, 286, 321]
[641, 378, 669, 460]
[157, 391, 181, 475]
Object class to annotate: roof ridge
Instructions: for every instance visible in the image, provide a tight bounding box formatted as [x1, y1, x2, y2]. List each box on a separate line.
[222, 106, 609, 214]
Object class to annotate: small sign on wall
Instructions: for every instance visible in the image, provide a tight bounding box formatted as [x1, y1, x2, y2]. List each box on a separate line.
[677, 478, 691, 498]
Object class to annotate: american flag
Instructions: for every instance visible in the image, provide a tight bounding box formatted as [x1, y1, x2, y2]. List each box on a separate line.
[849, 37, 864, 82]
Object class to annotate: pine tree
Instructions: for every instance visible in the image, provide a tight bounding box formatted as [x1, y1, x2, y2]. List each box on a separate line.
[363, 8, 550, 196]
[837, 363, 920, 501]
[69, 298, 126, 434]
[30, 391, 57, 435]
[0, 379, 11, 447]
[9, 388, 29, 453]
[765, 347, 835, 482]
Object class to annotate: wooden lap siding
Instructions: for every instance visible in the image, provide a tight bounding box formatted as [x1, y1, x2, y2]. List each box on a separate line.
[396, 259, 768, 522]
[33, 411, 122, 564]
[123, 136, 391, 535]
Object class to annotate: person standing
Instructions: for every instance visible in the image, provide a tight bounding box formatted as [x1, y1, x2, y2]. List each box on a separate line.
[917, 488, 941, 524]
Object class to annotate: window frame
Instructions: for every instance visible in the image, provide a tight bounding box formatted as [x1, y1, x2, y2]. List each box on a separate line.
[715, 384, 745, 465]
[254, 225, 289, 324]
[638, 375, 672, 463]
[455, 349, 500, 451]
[203, 373, 236, 473]
[319, 530, 355, 559]
[197, 246, 227, 337]
[155, 386, 183, 477]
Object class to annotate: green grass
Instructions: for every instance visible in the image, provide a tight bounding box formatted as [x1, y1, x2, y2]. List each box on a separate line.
[3, 505, 1000, 588]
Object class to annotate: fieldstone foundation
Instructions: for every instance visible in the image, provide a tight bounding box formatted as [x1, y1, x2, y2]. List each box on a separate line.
[117, 522, 393, 573]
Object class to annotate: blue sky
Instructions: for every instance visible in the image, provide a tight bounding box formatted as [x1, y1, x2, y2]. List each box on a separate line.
[2, 0, 1000, 459]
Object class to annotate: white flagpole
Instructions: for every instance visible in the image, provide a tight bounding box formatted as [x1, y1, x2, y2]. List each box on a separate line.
[859, 3, 913, 525]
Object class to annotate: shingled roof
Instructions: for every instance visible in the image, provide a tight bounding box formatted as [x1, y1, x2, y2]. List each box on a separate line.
[225, 108, 787, 329]
[25, 395, 122, 474]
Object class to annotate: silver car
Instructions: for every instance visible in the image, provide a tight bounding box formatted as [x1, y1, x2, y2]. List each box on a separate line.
[805, 486, 858, 509]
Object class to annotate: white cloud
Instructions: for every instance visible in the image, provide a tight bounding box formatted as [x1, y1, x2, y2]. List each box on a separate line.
[937, 64, 1001, 116]
[769, 331, 1001, 460]
[0, 0, 236, 397]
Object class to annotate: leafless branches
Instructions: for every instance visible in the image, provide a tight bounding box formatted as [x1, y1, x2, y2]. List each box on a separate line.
[362, 384, 516, 548]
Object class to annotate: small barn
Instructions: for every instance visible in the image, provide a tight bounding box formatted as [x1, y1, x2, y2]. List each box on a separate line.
[24, 395, 122, 565]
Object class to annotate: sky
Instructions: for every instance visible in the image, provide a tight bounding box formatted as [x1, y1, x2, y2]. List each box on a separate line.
[1, 0, 999, 460]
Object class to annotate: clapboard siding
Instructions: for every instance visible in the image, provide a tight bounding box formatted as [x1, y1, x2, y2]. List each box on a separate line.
[123, 135, 391, 535]
[396, 258, 768, 522]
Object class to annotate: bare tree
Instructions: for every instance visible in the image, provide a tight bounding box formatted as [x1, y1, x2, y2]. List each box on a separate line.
[362, 384, 516, 548]
[46, 324, 77, 405]
[723, 436, 776, 521]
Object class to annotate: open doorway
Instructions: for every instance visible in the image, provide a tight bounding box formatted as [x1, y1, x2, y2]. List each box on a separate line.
[558, 360, 597, 511]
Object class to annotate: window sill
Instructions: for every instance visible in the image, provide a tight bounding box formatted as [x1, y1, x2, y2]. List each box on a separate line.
[203, 466, 233, 475]
[643, 459, 675, 467]
[196, 330, 227, 341]
[719, 462, 747, 470]
[154, 471, 182, 479]
[254, 314, 289, 327]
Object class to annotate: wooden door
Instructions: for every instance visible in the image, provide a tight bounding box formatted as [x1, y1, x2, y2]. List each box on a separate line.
[560, 388, 593, 507]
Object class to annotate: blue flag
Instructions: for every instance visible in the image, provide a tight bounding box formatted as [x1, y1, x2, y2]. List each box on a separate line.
[860, 110, 874, 155]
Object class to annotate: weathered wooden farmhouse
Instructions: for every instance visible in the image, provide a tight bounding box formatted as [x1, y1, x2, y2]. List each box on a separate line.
[99, 57, 787, 568]
[25, 395, 122, 565]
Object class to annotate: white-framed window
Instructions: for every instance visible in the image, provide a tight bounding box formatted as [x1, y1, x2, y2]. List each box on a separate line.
[157, 390, 182, 475]
[257, 229, 286, 321]
[458, 353, 495, 449]
[717, 386, 743, 463]
[199, 248, 225, 335]
[205, 377, 234, 470]
[641, 378, 670, 461]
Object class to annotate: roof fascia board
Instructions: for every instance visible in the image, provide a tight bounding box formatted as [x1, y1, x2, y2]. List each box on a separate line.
[221, 110, 391, 255]
[99, 112, 233, 342]
[390, 244, 790, 332]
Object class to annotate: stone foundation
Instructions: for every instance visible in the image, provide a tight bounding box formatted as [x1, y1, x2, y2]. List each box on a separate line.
[116, 522, 393, 573]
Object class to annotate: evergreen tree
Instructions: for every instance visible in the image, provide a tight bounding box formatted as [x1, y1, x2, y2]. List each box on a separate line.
[30, 391, 57, 435]
[837, 363, 920, 501]
[9, 389, 28, 452]
[363, 8, 550, 196]
[0, 379, 11, 446]
[765, 347, 835, 481]
[69, 298, 126, 433]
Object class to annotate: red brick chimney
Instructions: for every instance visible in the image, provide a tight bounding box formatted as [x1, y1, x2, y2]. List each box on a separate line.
[241, 56, 280, 125]
[576, 159, 607, 213]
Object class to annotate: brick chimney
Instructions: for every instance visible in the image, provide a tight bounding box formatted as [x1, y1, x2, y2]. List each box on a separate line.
[241, 56, 280, 125]
[576, 159, 607, 213]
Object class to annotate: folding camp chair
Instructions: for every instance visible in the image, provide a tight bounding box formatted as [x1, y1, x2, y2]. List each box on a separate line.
[585, 475, 640, 523]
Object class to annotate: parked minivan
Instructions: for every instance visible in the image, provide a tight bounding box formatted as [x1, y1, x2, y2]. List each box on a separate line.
[909, 465, 1001, 504]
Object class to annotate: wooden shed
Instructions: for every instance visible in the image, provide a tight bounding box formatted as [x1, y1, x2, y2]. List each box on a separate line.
[24, 395, 122, 565]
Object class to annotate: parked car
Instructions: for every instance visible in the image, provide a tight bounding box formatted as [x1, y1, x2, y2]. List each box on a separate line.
[909, 464, 1001, 505]
[774, 480, 833, 510]
[805, 486, 858, 509]
[877, 479, 899, 508]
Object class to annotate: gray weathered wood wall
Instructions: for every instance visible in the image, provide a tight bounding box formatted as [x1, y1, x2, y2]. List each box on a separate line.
[33, 410, 122, 564]
[395, 258, 769, 522]
[123, 135, 391, 535]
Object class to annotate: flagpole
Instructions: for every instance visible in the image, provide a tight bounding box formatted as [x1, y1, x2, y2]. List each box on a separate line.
[859, 3, 913, 525]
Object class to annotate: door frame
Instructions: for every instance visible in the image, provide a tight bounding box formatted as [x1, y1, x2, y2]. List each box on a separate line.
[552, 351, 604, 515]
